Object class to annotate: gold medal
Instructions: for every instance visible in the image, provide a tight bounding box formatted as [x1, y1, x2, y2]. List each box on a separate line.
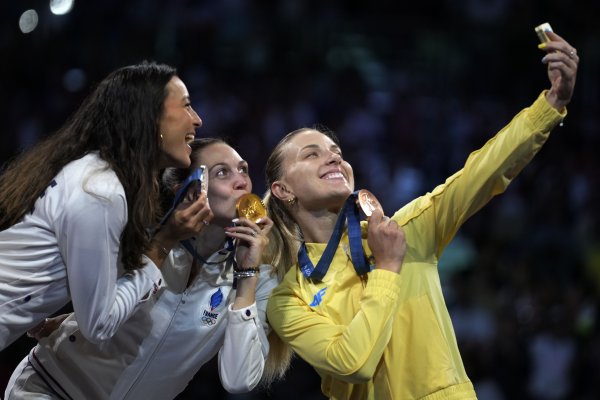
[236, 193, 267, 223]
[356, 189, 383, 218]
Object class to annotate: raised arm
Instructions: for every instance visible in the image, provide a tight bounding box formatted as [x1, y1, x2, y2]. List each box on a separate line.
[64, 185, 211, 343]
[218, 216, 276, 393]
[396, 29, 579, 256]
[61, 188, 161, 343]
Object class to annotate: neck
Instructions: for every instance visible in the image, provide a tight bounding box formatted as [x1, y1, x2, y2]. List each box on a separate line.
[295, 207, 341, 244]
[194, 224, 227, 258]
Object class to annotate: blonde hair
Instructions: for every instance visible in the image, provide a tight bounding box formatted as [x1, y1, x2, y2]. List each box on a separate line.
[260, 126, 341, 385]
[259, 188, 300, 385]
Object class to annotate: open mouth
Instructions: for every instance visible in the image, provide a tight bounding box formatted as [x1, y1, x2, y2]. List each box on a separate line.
[321, 171, 346, 180]
[185, 134, 195, 144]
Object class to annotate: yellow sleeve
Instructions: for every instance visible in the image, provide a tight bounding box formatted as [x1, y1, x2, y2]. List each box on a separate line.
[267, 269, 402, 383]
[394, 91, 566, 257]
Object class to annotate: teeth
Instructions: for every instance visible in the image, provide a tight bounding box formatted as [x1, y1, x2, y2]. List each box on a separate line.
[323, 172, 344, 180]
[185, 134, 195, 144]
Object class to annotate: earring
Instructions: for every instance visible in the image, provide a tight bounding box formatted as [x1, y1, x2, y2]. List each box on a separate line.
[287, 196, 296, 206]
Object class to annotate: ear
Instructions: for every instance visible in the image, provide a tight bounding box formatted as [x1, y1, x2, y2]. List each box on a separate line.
[271, 181, 293, 202]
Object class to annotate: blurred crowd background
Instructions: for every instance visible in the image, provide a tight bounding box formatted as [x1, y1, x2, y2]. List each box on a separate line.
[1, 1, 599, 399]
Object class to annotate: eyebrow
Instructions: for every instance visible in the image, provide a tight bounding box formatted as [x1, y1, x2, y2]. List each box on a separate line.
[208, 162, 226, 173]
[207, 160, 248, 173]
[299, 143, 341, 152]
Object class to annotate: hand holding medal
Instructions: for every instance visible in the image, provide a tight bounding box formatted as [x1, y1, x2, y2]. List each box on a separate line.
[365, 205, 406, 274]
[226, 193, 273, 277]
[356, 189, 383, 219]
[356, 189, 406, 274]
[298, 189, 382, 281]
[298, 188, 405, 280]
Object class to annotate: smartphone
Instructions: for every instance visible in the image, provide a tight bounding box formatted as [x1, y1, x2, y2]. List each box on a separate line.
[535, 22, 553, 44]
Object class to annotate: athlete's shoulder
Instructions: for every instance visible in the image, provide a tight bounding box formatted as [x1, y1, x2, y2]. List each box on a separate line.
[60, 153, 124, 201]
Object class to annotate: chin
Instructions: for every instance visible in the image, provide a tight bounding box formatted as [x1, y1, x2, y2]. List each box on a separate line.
[324, 191, 350, 207]
[175, 156, 192, 168]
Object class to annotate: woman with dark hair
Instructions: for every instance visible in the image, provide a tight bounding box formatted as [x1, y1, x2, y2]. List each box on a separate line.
[0, 61, 211, 350]
[263, 31, 578, 399]
[4, 138, 288, 399]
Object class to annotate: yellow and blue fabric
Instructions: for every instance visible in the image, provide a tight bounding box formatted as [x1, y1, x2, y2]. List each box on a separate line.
[298, 191, 372, 280]
[267, 92, 566, 400]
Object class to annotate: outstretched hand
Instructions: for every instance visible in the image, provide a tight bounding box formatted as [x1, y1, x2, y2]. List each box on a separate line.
[541, 31, 579, 110]
[367, 209, 407, 274]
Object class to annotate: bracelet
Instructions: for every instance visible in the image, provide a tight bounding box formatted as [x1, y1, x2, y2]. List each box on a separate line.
[233, 267, 260, 279]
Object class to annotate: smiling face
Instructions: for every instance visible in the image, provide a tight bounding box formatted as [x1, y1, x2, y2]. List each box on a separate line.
[273, 129, 354, 212]
[158, 76, 202, 169]
[196, 142, 252, 227]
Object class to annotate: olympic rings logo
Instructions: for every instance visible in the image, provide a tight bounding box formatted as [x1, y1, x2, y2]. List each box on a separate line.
[201, 316, 216, 326]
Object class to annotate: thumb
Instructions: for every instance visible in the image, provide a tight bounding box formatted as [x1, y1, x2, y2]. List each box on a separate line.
[368, 208, 384, 230]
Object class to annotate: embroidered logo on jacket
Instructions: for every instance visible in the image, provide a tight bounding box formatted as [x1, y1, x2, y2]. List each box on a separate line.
[310, 287, 327, 307]
[201, 288, 224, 326]
[210, 288, 223, 310]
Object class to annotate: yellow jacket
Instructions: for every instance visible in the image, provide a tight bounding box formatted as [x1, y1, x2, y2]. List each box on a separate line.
[267, 92, 565, 399]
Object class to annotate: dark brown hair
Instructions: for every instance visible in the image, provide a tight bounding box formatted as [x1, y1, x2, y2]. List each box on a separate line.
[0, 61, 177, 270]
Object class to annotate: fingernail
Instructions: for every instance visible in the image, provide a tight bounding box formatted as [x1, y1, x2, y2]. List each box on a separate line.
[538, 43, 547, 50]
[256, 218, 263, 223]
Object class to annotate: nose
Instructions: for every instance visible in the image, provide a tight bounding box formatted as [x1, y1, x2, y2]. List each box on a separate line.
[192, 108, 202, 128]
[233, 173, 249, 190]
[327, 151, 342, 165]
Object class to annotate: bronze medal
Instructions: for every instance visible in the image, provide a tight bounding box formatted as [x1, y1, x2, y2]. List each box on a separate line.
[236, 193, 267, 223]
[356, 189, 383, 218]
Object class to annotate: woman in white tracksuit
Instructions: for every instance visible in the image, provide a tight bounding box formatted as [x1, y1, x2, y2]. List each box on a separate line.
[0, 62, 212, 351]
[5, 138, 287, 399]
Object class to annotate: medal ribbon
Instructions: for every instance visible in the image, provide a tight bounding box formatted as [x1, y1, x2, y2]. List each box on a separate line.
[181, 237, 235, 266]
[297, 191, 372, 281]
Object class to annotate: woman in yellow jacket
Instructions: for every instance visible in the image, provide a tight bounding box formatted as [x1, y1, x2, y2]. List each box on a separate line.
[264, 30, 579, 399]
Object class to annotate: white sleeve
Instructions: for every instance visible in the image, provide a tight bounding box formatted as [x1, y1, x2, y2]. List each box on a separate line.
[218, 303, 267, 393]
[218, 266, 278, 393]
[59, 185, 162, 344]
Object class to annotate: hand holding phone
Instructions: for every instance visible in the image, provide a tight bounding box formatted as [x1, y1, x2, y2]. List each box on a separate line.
[535, 22, 553, 44]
